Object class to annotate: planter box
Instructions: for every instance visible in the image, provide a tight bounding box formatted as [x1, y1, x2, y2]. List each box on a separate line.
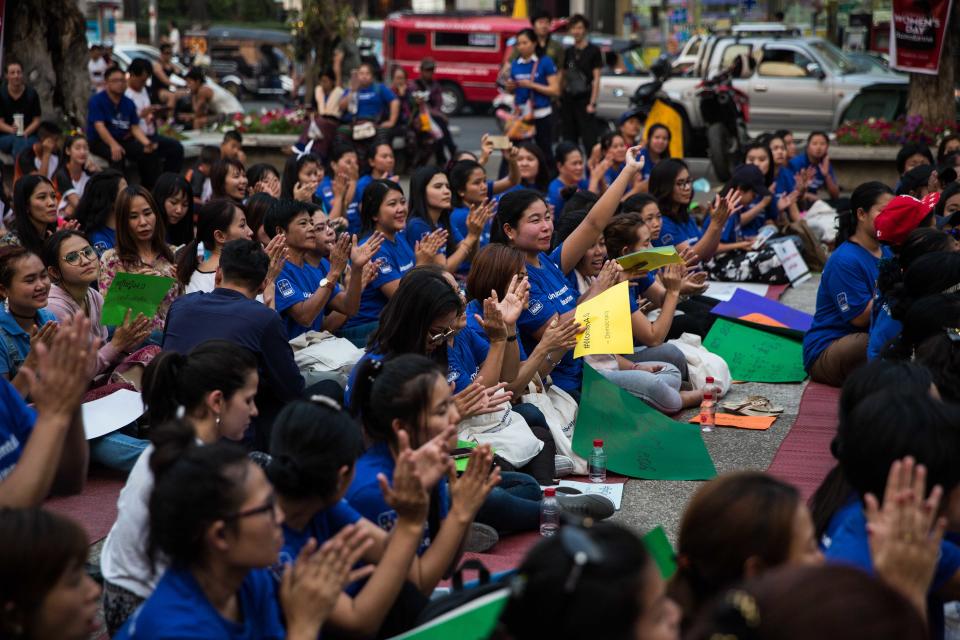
[829, 145, 915, 189]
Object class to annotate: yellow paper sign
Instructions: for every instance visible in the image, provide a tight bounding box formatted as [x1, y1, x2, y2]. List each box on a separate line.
[616, 246, 684, 272]
[574, 281, 634, 358]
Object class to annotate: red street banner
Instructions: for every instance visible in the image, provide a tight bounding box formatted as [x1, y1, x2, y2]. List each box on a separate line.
[890, 0, 954, 74]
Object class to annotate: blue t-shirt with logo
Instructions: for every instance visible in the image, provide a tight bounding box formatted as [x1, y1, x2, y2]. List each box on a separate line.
[404, 216, 464, 258]
[787, 153, 837, 196]
[447, 326, 490, 393]
[546, 178, 588, 216]
[317, 176, 361, 236]
[115, 565, 284, 639]
[87, 90, 140, 143]
[802, 241, 891, 371]
[344, 231, 416, 329]
[346, 441, 449, 555]
[867, 295, 902, 361]
[655, 214, 701, 249]
[0, 378, 36, 484]
[89, 226, 116, 256]
[518, 243, 581, 393]
[510, 55, 558, 114]
[450, 206, 492, 276]
[347, 83, 397, 122]
[274, 258, 341, 340]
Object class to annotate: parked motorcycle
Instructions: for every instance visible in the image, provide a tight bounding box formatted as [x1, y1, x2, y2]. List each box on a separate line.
[698, 56, 751, 181]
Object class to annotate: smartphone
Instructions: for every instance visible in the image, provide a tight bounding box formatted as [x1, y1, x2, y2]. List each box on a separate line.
[488, 135, 511, 150]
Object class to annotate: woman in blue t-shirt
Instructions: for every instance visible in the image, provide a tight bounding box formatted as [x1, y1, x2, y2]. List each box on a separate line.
[635, 123, 671, 191]
[406, 165, 490, 274]
[546, 142, 591, 216]
[508, 28, 560, 166]
[269, 397, 486, 638]
[491, 144, 645, 399]
[115, 431, 354, 640]
[353, 142, 397, 223]
[346, 354, 501, 553]
[598, 131, 628, 190]
[803, 182, 894, 386]
[316, 144, 361, 233]
[648, 158, 732, 263]
[74, 169, 126, 255]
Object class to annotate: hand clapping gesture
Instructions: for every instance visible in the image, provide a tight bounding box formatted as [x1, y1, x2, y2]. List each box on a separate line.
[475, 295, 508, 342]
[659, 264, 684, 294]
[496, 274, 529, 327]
[448, 444, 501, 524]
[708, 189, 742, 230]
[328, 232, 353, 276]
[415, 229, 447, 265]
[453, 378, 513, 420]
[538, 314, 580, 353]
[350, 231, 383, 269]
[466, 200, 495, 239]
[111, 309, 152, 354]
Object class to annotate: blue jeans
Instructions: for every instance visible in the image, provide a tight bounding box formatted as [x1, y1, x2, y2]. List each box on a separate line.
[475, 471, 542, 534]
[90, 432, 149, 472]
[0, 133, 36, 159]
[337, 320, 378, 349]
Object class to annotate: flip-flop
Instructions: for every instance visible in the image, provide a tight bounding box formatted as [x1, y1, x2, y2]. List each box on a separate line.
[721, 395, 784, 416]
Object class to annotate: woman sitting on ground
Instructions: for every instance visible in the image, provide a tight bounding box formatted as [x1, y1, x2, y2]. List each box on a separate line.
[152, 173, 194, 248]
[2, 175, 58, 256]
[209, 157, 248, 205]
[75, 169, 126, 255]
[803, 181, 893, 386]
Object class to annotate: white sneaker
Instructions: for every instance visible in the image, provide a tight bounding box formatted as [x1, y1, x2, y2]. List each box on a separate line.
[464, 523, 499, 553]
[554, 455, 575, 477]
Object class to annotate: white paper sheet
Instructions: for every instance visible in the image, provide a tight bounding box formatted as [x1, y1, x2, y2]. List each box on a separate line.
[703, 281, 771, 302]
[81, 389, 144, 440]
[543, 480, 625, 510]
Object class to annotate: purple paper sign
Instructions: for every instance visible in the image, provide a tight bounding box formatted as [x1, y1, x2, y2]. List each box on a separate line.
[710, 289, 813, 334]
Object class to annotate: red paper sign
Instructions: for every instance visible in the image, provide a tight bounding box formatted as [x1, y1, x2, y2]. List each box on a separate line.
[890, 0, 954, 74]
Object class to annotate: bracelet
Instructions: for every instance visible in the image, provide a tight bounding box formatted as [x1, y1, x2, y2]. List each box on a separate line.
[506, 334, 517, 343]
[545, 352, 558, 368]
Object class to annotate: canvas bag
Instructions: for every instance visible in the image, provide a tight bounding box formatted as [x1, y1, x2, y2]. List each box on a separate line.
[521, 375, 586, 474]
[289, 331, 364, 375]
[666, 332, 731, 395]
[458, 391, 543, 467]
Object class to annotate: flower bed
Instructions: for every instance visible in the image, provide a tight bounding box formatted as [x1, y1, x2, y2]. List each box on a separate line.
[209, 108, 309, 135]
[835, 116, 954, 147]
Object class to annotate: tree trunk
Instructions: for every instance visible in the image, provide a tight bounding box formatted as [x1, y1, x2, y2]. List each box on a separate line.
[906, 9, 958, 123]
[4, 0, 90, 126]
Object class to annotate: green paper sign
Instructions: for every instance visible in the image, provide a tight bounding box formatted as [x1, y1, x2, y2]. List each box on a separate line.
[703, 318, 806, 383]
[100, 272, 175, 326]
[455, 439, 478, 473]
[615, 246, 684, 272]
[390, 588, 509, 640]
[643, 526, 677, 579]
[572, 365, 716, 481]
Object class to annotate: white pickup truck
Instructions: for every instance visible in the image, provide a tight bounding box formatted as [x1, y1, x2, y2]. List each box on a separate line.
[597, 35, 906, 138]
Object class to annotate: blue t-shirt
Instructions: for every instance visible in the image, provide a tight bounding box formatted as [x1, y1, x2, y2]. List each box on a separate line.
[604, 162, 626, 188]
[317, 176, 361, 236]
[0, 378, 36, 483]
[0, 308, 57, 376]
[89, 226, 116, 256]
[277, 499, 362, 569]
[450, 206, 492, 276]
[656, 215, 701, 249]
[344, 231, 416, 329]
[404, 216, 464, 258]
[87, 90, 140, 143]
[518, 243, 581, 393]
[346, 441, 449, 555]
[447, 327, 490, 393]
[867, 296, 902, 361]
[803, 241, 892, 371]
[510, 55, 557, 114]
[347, 83, 397, 122]
[740, 194, 772, 238]
[115, 565, 284, 639]
[823, 499, 958, 636]
[546, 178, 588, 216]
[629, 277, 656, 314]
[637, 148, 656, 180]
[787, 153, 837, 196]
[344, 350, 382, 410]
[274, 258, 341, 340]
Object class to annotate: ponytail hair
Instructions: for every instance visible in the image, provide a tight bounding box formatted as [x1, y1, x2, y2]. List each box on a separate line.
[838, 181, 892, 245]
[141, 341, 258, 426]
[175, 199, 241, 287]
[349, 354, 445, 449]
[267, 398, 362, 501]
[148, 431, 249, 569]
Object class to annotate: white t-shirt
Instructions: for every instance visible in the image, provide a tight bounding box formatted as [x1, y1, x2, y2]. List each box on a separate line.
[100, 445, 164, 598]
[89, 57, 108, 91]
[185, 269, 216, 294]
[124, 86, 155, 136]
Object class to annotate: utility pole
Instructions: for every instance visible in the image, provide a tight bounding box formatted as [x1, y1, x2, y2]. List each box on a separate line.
[149, 0, 157, 45]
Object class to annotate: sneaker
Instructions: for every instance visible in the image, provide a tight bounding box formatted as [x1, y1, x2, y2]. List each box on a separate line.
[464, 522, 499, 553]
[554, 455, 575, 477]
[556, 494, 615, 521]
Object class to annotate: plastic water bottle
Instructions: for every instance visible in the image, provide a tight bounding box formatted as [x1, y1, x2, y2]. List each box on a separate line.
[700, 392, 716, 433]
[705, 376, 721, 399]
[589, 439, 607, 483]
[540, 487, 560, 536]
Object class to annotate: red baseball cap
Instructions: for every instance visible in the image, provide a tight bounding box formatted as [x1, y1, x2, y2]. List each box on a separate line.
[874, 192, 940, 245]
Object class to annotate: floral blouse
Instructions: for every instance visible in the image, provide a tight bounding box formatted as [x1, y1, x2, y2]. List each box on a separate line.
[99, 248, 181, 332]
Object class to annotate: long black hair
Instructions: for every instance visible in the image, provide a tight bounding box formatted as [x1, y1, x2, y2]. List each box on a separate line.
[491, 188, 549, 245]
[368, 266, 463, 355]
[408, 165, 457, 256]
[649, 158, 691, 223]
[12, 175, 58, 256]
[74, 168, 124, 234]
[175, 199, 244, 287]
[515, 140, 552, 191]
[359, 179, 404, 237]
[280, 152, 322, 201]
[152, 172, 194, 246]
[836, 181, 892, 245]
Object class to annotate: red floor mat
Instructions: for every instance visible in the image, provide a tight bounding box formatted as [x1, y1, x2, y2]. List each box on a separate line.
[45, 468, 124, 544]
[767, 382, 841, 501]
[766, 284, 789, 300]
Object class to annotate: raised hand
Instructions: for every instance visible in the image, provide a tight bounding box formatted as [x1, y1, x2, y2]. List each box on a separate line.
[819, 154, 831, 175]
[588, 260, 622, 297]
[659, 263, 684, 293]
[361, 259, 382, 289]
[539, 314, 580, 353]
[328, 232, 352, 276]
[264, 233, 288, 282]
[293, 181, 315, 203]
[414, 229, 447, 265]
[496, 274, 528, 326]
[22, 315, 99, 418]
[449, 444, 501, 522]
[476, 294, 508, 342]
[709, 190, 742, 229]
[865, 456, 945, 618]
[680, 269, 708, 296]
[678, 246, 700, 268]
[480, 133, 494, 156]
[350, 231, 383, 268]
[624, 145, 646, 172]
[403, 428, 455, 492]
[332, 172, 350, 199]
[378, 442, 430, 524]
[466, 200, 495, 238]
[111, 309, 152, 354]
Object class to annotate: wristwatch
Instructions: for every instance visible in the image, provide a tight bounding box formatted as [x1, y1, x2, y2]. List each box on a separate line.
[319, 278, 333, 290]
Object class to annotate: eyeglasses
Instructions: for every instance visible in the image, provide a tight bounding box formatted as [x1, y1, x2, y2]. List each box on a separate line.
[63, 246, 97, 266]
[428, 326, 457, 345]
[675, 179, 693, 189]
[225, 495, 278, 523]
